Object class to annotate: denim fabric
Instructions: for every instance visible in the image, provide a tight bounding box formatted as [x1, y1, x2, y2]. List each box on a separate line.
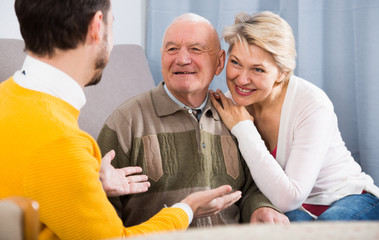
[285, 193, 379, 221]
[285, 209, 315, 221]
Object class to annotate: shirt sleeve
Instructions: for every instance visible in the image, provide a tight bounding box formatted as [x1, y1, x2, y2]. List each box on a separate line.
[125, 207, 189, 236]
[237, 163, 281, 222]
[231, 104, 334, 212]
[171, 203, 193, 224]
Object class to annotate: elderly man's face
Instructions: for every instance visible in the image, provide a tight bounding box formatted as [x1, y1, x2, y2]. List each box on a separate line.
[161, 20, 224, 106]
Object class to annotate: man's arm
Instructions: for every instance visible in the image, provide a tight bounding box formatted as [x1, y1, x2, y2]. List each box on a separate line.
[29, 135, 242, 239]
[125, 185, 242, 236]
[237, 156, 288, 224]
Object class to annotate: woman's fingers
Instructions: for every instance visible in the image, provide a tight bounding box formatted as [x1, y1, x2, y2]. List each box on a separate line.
[210, 91, 223, 112]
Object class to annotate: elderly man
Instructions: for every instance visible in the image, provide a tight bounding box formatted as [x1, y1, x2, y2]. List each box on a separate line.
[97, 13, 289, 228]
[0, 1, 243, 239]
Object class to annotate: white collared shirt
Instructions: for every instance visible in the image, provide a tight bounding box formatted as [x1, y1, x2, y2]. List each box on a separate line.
[12, 57, 194, 224]
[163, 82, 207, 120]
[13, 55, 86, 110]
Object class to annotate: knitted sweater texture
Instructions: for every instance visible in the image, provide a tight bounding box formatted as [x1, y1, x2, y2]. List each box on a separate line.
[97, 82, 276, 228]
[0, 78, 188, 239]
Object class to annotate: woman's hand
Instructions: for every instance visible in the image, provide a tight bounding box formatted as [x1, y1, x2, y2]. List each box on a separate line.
[210, 89, 254, 130]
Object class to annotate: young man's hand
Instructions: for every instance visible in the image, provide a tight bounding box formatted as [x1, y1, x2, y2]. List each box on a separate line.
[99, 150, 150, 197]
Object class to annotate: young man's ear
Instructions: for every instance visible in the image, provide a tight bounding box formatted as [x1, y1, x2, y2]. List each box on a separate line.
[87, 11, 103, 44]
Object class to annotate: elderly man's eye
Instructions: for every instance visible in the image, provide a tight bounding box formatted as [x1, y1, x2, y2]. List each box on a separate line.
[189, 47, 203, 54]
[165, 47, 179, 54]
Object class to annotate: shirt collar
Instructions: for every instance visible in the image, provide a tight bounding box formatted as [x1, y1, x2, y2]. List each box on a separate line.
[153, 82, 220, 121]
[13, 55, 86, 110]
[163, 82, 208, 112]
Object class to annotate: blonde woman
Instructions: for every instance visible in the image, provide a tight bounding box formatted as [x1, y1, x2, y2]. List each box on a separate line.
[211, 11, 379, 221]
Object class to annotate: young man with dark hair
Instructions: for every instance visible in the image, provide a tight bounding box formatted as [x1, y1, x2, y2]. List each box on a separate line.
[0, 1, 241, 239]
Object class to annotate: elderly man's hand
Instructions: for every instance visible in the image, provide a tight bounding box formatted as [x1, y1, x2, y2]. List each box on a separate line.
[180, 185, 242, 218]
[99, 150, 151, 197]
[250, 207, 290, 224]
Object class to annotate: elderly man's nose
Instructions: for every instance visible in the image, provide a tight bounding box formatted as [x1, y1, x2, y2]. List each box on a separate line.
[176, 49, 191, 65]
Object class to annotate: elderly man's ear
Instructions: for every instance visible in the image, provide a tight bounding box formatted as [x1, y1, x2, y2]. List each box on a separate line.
[216, 50, 226, 76]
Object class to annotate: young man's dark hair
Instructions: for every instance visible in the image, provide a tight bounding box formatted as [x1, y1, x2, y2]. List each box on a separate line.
[1, 2, 244, 238]
[15, 0, 110, 56]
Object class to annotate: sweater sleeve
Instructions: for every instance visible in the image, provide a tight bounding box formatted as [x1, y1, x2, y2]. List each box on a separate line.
[231, 103, 334, 212]
[125, 207, 188, 236]
[237, 157, 281, 222]
[25, 135, 188, 239]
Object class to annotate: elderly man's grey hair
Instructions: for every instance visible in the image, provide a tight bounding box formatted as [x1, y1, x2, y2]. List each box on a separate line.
[172, 13, 212, 25]
[161, 13, 219, 49]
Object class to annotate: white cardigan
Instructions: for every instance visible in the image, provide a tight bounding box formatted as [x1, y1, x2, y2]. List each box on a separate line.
[229, 75, 379, 212]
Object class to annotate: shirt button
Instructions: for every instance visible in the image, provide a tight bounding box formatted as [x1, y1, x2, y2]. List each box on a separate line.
[188, 109, 193, 114]
[202, 142, 206, 148]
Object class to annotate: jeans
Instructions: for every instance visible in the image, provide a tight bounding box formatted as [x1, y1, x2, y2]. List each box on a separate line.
[285, 193, 379, 221]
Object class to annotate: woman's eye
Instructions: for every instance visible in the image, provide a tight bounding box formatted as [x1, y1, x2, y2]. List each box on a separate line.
[254, 68, 264, 73]
[230, 59, 239, 65]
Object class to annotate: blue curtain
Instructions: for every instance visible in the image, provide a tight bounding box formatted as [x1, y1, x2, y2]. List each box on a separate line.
[146, 0, 379, 183]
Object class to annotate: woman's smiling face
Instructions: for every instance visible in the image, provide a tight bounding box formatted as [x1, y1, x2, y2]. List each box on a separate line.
[226, 42, 284, 107]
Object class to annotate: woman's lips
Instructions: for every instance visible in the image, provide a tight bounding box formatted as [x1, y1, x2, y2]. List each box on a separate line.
[235, 85, 256, 96]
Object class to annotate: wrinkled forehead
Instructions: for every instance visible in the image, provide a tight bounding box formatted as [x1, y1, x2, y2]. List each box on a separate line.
[163, 21, 220, 49]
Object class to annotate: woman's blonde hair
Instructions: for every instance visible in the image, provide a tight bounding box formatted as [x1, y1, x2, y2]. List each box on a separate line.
[223, 11, 296, 81]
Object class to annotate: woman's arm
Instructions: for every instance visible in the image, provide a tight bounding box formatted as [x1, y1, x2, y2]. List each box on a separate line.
[211, 90, 334, 212]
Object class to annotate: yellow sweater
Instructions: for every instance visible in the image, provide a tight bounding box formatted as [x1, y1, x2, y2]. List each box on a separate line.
[0, 78, 188, 239]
